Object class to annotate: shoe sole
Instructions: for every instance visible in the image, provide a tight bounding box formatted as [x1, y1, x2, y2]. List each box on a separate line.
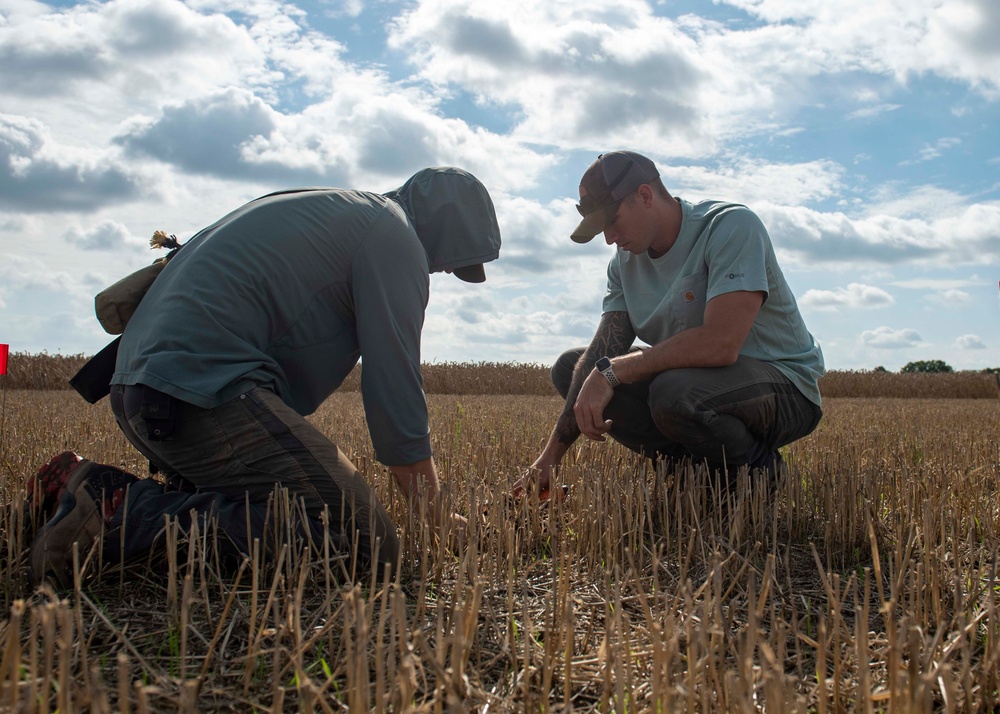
[29, 460, 102, 589]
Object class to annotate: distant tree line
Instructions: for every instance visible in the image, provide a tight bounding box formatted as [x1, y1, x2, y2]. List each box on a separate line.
[900, 360, 954, 374]
[871, 360, 999, 375]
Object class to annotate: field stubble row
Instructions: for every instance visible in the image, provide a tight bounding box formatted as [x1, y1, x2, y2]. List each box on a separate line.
[0, 389, 997, 711]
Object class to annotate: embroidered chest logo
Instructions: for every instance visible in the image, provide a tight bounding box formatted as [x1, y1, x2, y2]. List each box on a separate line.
[683, 290, 697, 305]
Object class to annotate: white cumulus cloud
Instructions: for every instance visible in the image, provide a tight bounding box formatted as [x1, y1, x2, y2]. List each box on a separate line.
[800, 283, 894, 312]
[955, 334, 986, 350]
[861, 326, 923, 349]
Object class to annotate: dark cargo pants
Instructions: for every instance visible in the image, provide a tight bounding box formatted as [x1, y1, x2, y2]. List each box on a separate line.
[554, 348, 822, 472]
[108, 384, 399, 578]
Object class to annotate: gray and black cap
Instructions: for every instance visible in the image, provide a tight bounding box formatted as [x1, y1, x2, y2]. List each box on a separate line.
[571, 151, 660, 243]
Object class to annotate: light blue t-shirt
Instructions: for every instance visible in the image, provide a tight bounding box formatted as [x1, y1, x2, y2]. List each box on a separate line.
[602, 198, 824, 406]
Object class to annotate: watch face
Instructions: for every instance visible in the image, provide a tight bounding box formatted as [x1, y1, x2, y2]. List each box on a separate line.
[596, 357, 611, 371]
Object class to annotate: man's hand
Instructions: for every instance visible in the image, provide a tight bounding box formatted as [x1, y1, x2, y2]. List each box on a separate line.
[511, 461, 555, 500]
[389, 457, 458, 538]
[443, 512, 469, 553]
[390, 457, 440, 503]
[573, 369, 614, 441]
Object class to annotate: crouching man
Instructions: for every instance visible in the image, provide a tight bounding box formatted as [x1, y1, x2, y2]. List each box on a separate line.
[518, 151, 823, 498]
[29, 166, 501, 587]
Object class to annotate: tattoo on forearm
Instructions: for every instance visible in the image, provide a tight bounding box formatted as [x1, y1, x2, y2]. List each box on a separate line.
[555, 312, 635, 444]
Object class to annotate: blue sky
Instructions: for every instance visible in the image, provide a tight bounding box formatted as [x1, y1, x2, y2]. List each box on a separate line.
[1, 0, 998, 372]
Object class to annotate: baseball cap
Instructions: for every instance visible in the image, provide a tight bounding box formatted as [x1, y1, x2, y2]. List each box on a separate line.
[571, 151, 660, 243]
[452, 264, 486, 283]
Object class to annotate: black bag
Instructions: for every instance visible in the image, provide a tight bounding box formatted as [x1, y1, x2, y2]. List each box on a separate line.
[69, 338, 120, 404]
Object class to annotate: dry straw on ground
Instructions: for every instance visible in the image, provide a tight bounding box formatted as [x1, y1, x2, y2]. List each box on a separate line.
[0, 365, 997, 712]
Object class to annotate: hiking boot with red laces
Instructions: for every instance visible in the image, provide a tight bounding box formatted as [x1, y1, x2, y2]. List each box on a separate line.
[24, 451, 86, 532]
[29, 463, 137, 589]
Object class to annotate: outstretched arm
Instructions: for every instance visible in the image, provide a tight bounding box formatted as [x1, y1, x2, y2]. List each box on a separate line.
[516, 311, 635, 494]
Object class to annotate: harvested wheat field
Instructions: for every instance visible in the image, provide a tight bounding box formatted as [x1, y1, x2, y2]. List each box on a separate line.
[0, 368, 998, 712]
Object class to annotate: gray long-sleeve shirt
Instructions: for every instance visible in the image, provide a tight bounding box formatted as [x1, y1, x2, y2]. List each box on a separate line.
[112, 168, 501, 465]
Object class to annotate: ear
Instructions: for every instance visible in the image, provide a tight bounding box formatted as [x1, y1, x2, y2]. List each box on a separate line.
[636, 184, 655, 208]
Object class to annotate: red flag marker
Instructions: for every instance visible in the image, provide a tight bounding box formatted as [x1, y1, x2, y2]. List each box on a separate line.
[0, 344, 7, 376]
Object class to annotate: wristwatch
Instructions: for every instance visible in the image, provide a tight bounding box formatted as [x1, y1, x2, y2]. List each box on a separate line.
[595, 356, 621, 388]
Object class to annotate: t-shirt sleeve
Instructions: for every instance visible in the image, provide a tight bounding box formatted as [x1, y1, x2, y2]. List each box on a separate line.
[704, 208, 771, 302]
[602, 255, 627, 313]
[352, 209, 432, 466]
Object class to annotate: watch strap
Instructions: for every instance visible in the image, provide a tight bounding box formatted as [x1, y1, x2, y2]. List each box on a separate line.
[596, 356, 621, 388]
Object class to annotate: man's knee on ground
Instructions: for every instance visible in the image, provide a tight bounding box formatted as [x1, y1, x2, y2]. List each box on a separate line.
[376, 525, 401, 563]
[368, 532, 401, 582]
